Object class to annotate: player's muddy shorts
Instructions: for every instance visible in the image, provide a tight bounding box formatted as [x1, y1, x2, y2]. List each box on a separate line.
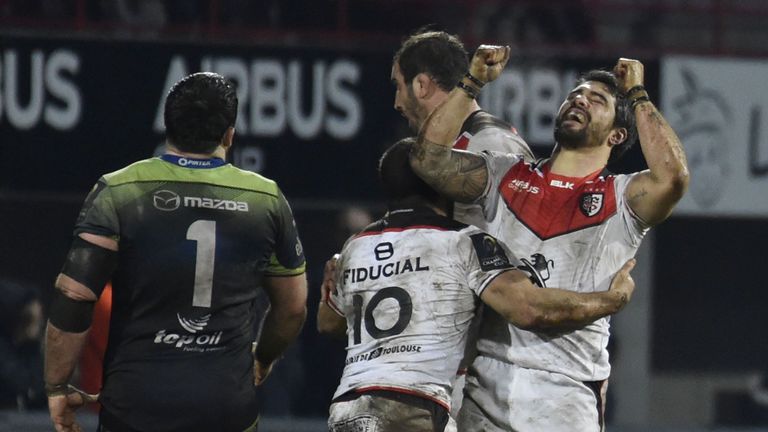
[457, 356, 607, 432]
[328, 389, 456, 432]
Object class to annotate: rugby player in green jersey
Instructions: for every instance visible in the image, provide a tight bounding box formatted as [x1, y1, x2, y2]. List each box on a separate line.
[45, 72, 307, 432]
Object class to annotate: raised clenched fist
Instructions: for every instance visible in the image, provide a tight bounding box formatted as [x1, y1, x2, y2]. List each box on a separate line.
[613, 58, 644, 93]
[469, 45, 511, 85]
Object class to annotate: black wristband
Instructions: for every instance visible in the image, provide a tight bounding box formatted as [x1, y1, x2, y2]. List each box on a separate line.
[632, 95, 651, 109]
[464, 72, 485, 88]
[456, 81, 479, 99]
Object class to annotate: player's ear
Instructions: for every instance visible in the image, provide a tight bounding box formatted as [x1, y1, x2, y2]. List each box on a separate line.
[412, 73, 434, 99]
[222, 126, 235, 150]
[608, 127, 628, 147]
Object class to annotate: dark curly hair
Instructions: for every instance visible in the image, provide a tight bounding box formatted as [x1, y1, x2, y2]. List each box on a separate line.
[164, 72, 238, 154]
[393, 29, 468, 92]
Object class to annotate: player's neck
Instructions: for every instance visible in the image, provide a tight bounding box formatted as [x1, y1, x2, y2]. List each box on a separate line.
[549, 145, 609, 178]
[165, 143, 227, 160]
[425, 95, 481, 124]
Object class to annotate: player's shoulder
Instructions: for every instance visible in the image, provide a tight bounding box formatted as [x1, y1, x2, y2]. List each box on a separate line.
[102, 157, 162, 185]
[103, 158, 280, 197]
[214, 164, 280, 196]
[461, 110, 518, 136]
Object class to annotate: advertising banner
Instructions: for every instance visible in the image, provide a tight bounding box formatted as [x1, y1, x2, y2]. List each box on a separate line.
[0, 36, 400, 200]
[662, 56, 768, 217]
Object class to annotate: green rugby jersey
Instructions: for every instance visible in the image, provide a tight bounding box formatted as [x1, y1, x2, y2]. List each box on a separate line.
[74, 156, 305, 431]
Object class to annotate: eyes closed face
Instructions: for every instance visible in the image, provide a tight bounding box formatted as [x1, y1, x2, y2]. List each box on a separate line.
[557, 81, 617, 135]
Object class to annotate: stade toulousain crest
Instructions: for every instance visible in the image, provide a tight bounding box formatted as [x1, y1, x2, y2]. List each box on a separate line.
[580, 193, 604, 217]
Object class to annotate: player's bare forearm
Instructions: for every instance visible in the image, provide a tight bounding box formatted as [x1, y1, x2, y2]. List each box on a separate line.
[483, 260, 635, 331]
[412, 137, 488, 203]
[257, 274, 308, 365]
[44, 322, 89, 388]
[255, 306, 306, 364]
[317, 302, 347, 339]
[627, 102, 690, 224]
[413, 88, 489, 202]
[615, 58, 689, 225]
[518, 288, 627, 331]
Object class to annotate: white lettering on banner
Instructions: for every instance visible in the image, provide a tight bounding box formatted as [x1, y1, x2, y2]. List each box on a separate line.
[0, 49, 81, 130]
[44, 50, 81, 130]
[288, 61, 324, 139]
[154, 55, 362, 140]
[663, 56, 768, 217]
[480, 67, 578, 147]
[326, 59, 361, 139]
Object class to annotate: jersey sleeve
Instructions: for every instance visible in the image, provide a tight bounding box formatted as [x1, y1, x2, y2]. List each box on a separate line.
[614, 173, 651, 247]
[476, 151, 522, 220]
[73, 178, 120, 240]
[462, 229, 515, 297]
[264, 188, 306, 277]
[467, 127, 534, 162]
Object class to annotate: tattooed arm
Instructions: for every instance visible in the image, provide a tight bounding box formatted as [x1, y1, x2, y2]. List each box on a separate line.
[615, 58, 690, 226]
[411, 45, 511, 203]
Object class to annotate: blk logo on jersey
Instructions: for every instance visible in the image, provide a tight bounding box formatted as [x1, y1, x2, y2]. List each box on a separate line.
[153, 190, 181, 211]
[550, 179, 575, 189]
[580, 193, 604, 217]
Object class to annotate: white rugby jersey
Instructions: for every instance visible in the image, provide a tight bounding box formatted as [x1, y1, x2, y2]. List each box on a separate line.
[476, 152, 650, 381]
[327, 207, 514, 408]
[452, 110, 533, 230]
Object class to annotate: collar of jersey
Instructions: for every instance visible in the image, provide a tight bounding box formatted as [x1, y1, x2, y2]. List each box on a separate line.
[160, 154, 228, 169]
[541, 160, 606, 184]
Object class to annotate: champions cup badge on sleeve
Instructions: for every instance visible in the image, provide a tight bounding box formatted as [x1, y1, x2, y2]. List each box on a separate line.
[579, 193, 604, 217]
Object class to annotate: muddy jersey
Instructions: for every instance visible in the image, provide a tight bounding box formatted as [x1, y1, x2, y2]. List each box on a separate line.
[327, 208, 513, 408]
[476, 153, 649, 381]
[74, 156, 305, 432]
[452, 110, 533, 231]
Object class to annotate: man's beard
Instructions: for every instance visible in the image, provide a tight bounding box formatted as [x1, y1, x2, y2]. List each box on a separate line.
[554, 116, 589, 149]
[405, 97, 426, 133]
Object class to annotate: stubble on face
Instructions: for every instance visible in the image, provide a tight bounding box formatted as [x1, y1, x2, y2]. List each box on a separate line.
[404, 87, 428, 132]
[554, 82, 616, 150]
[392, 62, 429, 133]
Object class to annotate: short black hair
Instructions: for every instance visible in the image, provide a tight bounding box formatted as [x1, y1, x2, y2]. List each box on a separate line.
[394, 29, 468, 92]
[578, 70, 638, 163]
[379, 137, 440, 208]
[164, 72, 238, 154]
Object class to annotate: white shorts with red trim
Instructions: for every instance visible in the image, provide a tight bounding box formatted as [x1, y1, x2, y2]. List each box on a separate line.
[457, 356, 607, 432]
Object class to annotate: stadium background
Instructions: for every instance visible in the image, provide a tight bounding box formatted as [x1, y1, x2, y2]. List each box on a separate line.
[1, 0, 767, 430]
